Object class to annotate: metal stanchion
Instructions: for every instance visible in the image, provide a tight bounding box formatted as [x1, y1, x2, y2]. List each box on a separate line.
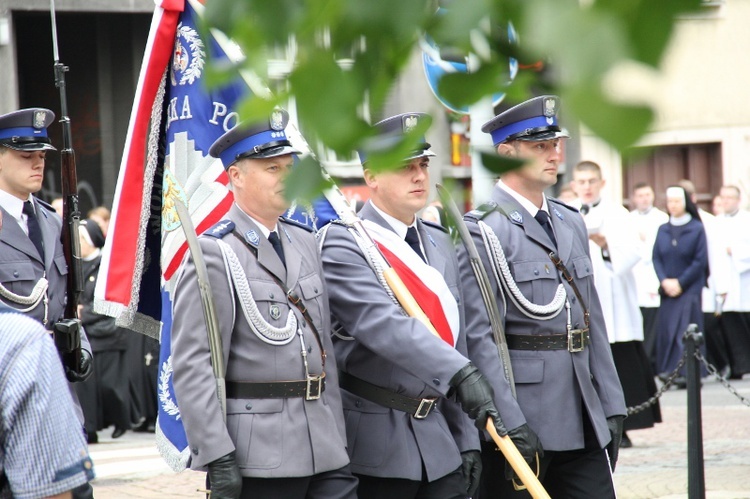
[684, 323, 705, 499]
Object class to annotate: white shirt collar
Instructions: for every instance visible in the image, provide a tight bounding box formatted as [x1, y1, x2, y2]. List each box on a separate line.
[670, 213, 692, 226]
[0, 189, 32, 227]
[497, 179, 550, 217]
[370, 201, 417, 240]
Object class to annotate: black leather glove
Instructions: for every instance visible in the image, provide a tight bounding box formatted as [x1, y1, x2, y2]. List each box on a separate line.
[207, 452, 242, 499]
[606, 415, 625, 471]
[504, 423, 544, 480]
[450, 362, 506, 435]
[65, 349, 93, 383]
[460, 450, 482, 497]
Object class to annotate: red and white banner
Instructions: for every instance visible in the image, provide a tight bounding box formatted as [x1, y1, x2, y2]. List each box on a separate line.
[362, 219, 459, 346]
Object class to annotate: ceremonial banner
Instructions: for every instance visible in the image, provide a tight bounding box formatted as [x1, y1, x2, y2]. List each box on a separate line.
[361, 219, 460, 346]
[94, 0, 245, 471]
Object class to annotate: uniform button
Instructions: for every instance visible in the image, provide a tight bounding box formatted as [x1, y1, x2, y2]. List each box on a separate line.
[269, 293, 275, 299]
[533, 270, 539, 276]
[432, 378, 440, 386]
[571, 297, 576, 303]
[355, 399, 362, 408]
[191, 447, 199, 455]
[314, 287, 318, 293]
[13, 271, 19, 278]
[307, 346, 312, 353]
[302, 322, 307, 328]
[586, 267, 590, 273]
[590, 374, 595, 381]
[245, 403, 253, 410]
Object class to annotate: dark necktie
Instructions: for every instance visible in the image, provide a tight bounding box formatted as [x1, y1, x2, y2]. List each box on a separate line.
[534, 210, 557, 248]
[580, 204, 590, 215]
[405, 226, 426, 263]
[268, 231, 286, 268]
[23, 200, 44, 259]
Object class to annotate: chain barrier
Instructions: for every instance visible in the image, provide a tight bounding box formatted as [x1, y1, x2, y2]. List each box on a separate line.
[626, 348, 750, 416]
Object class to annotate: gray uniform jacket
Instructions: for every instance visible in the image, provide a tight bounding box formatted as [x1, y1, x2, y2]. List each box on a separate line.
[0, 198, 68, 326]
[0, 197, 92, 423]
[320, 201, 479, 482]
[171, 203, 350, 478]
[460, 186, 626, 451]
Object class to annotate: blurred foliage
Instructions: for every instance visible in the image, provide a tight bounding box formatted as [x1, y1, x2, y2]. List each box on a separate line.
[202, 0, 704, 196]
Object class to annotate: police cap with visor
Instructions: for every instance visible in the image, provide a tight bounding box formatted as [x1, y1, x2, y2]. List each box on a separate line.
[209, 108, 300, 169]
[359, 112, 436, 164]
[482, 95, 569, 146]
[0, 108, 57, 152]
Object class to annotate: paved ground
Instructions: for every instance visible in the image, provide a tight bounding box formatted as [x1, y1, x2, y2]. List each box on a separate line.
[86, 375, 750, 498]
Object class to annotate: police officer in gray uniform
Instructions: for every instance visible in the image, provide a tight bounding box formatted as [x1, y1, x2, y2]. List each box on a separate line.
[0, 107, 94, 499]
[170, 110, 357, 499]
[320, 113, 502, 499]
[459, 96, 627, 497]
[0, 109, 92, 379]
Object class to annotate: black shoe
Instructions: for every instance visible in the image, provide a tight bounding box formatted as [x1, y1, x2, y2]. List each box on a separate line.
[134, 419, 156, 433]
[111, 426, 126, 439]
[620, 433, 633, 448]
[87, 432, 98, 444]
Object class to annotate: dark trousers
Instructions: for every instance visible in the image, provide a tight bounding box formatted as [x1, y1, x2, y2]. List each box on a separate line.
[478, 411, 614, 499]
[703, 312, 729, 372]
[355, 467, 466, 499]
[641, 306, 659, 373]
[478, 440, 614, 499]
[239, 465, 358, 499]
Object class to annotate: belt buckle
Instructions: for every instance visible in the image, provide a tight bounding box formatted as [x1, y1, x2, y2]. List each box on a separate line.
[306, 375, 323, 400]
[413, 398, 436, 419]
[568, 328, 587, 352]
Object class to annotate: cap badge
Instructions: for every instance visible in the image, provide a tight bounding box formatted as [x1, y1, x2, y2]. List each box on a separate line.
[402, 114, 418, 133]
[33, 110, 47, 129]
[245, 229, 260, 246]
[543, 97, 557, 118]
[270, 110, 285, 131]
[269, 304, 281, 321]
[509, 211, 523, 225]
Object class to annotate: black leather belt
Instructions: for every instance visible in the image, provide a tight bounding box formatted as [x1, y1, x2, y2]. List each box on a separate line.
[506, 329, 590, 352]
[226, 374, 325, 401]
[339, 371, 437, 419]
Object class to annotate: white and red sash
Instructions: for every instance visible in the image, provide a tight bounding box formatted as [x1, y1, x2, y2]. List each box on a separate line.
[362, 219, 459, 347]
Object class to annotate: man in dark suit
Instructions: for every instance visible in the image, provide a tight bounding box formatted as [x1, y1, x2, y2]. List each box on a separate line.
[320, 112, 503, 499]
[170, 109, 357, 499]
[460, 96, 627, 498]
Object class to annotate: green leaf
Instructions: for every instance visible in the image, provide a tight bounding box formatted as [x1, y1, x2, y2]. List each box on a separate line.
[479, 150, 524, 175]
[284, 156, 333, 204]
[437, 61, 514, 109]
[564, 85, 653, 151]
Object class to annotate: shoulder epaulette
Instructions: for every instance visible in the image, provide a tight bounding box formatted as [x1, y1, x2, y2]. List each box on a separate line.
[36, 198, 56, 213]
[280, 216, 315, 233]
[421, 219, 448, 233]
[548, 197, 580, 213]
[203, 219, 235, 238]
[465, 201, 498, 221]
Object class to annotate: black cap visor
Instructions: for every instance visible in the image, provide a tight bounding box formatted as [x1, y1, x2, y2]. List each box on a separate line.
[235, 140, 300, 162]
[507, 126, 569, 143]
[0, 136, 57, 152]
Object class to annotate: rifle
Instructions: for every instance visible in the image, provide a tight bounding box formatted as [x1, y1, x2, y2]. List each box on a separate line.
[50, 0, 85, 375]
